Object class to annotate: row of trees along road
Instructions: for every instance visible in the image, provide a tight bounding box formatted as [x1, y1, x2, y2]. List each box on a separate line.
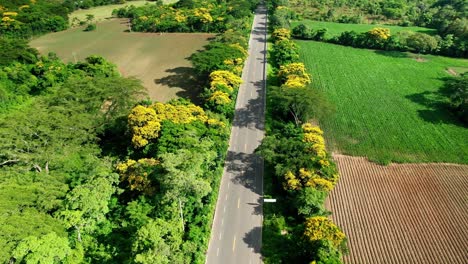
[0, 0, 260, 263]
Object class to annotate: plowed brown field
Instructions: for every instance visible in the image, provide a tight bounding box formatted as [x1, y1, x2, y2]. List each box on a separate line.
[327, 154, 468, 264]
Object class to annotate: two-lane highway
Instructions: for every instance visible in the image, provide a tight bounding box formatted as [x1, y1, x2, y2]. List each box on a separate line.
[206, 3, 267, 264]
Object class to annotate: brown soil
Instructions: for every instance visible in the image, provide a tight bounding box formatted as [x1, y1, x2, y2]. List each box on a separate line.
[326, 154, 468, 264]
[30, 19, 213, 103]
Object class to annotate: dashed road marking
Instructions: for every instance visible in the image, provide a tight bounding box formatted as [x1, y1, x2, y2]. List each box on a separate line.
[238, 198, 240, 209]
[217, 248, 220, 256]
[232, 236, 237, 252]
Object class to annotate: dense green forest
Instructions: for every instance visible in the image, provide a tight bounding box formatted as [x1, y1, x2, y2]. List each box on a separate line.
[0, 0, 257, 262]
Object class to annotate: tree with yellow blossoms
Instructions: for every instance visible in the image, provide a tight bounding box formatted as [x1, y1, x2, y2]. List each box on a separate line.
[128, 100, 224, 148]
[304, 217, 345, 248]
[278, 62, 311, 88]
[116, 158, 160, 195]
[209, 70, 242, 93]
[272, 28, 291, 42]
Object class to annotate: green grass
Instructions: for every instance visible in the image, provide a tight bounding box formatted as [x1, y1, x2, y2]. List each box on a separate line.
[297, 40, 468, 164]
[30, 19, 212, 103]
[292, 20, 437, 38]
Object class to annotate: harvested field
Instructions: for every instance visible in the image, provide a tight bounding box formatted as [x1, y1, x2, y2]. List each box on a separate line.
[30, 19, 212, 102]
[327, 154, 468, 264]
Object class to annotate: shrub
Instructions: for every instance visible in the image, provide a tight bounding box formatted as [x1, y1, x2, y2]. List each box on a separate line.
[406, 32, 439, 54]
[271, 39, 299, 67]
[84, 23, 96, 31]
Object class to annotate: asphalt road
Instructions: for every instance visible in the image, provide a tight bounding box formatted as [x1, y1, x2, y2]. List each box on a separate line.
[205, 4, 267, 264]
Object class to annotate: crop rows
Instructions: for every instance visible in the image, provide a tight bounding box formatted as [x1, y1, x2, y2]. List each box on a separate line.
[327, 154, 468, 263]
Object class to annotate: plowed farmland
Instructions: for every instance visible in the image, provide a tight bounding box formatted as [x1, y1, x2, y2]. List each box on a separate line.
[327, 154, 468, 264]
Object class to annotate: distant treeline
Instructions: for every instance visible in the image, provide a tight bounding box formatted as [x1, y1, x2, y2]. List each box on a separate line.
[0, 0, 145, 38]
[271, 0, 467, 58]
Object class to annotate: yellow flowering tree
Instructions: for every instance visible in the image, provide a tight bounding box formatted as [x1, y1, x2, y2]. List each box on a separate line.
[209, 70, 242, 93]
[116, 158, 160, 194]
[367, 27, 391, 40]
[208, 91, 231, 105]
[304, 217, 345, 247]
[278, 62, 311, 88]
[128, 101, 224, 148]
[272, 28, 291, 42]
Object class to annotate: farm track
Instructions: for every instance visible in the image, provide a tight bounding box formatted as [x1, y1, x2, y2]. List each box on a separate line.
[327, 154, 468, 264]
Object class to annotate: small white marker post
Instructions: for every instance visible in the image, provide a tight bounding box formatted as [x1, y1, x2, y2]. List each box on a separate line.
[263, 198, 277, 203]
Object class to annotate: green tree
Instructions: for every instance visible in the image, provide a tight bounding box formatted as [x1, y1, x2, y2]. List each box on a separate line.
[12, 232, 71, 264]
[132, 219, 183, 264]
[60, 170, 119, 242]
[406, 32, 439, 54]
[270, 85, 334, 125]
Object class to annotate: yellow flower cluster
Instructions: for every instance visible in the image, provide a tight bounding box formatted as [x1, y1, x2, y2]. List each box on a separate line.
[210, 70, 242, 92]
[174, 11, 187, 23]
[209, 91, 232, 105]
[3, 11, 18, 17]
[116, 158, 159, 194]
[272, 28, 291, 42]
[284, 168, 335, 192]
[194, 8, 213, 23]
[278, 63, 311, 88]
[302, 123, 326, 158]
[304, 216, 346, 247]
[284, 171, 301, 190]
[128, 102, 224, 148]
[19, 5, 30, 10]
[368, 27, 391, 40]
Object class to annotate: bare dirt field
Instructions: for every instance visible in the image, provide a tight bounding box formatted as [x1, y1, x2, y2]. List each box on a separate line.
[30, 19, 212, 102]
[327, 154, 468, 264]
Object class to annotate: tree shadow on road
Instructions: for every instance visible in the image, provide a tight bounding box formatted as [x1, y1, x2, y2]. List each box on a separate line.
[243, 226, 262, 254]
[232, 81, 265, 130]
[225, 150, 262, 195]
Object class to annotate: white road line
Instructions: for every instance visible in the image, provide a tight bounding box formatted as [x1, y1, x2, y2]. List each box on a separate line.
[237, 198, 240, 209]
[244, 144, 247, 152]
[219, 233, 222, 240]
[232, 236, 237, 252]
[225, 194, 228, 201]
[227, 182, 230, 189]
[223, 206, 226, 213]
[217, 248, 220, 256]
[221, 218, 224, 225]
[250, 90, 253, 97]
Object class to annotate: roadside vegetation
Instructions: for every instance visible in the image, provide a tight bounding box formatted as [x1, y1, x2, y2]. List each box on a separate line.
[0, 0, 258, 262]
[259, 1, 347, 263]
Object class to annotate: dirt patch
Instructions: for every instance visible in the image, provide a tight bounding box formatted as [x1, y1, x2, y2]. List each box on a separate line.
[327, 154, 468, 264]
[30, 19, 213, 103]
[414, 57, 428, 62]
[446, 68, 458, 76]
